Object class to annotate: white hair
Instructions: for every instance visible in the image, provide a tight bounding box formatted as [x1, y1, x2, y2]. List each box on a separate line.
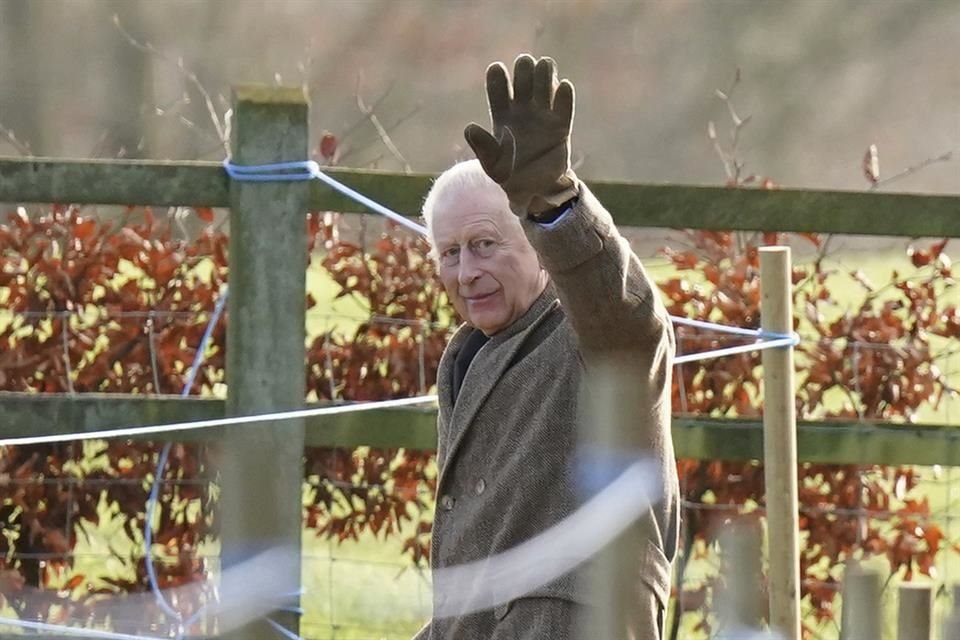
[421, 159, 510, 245]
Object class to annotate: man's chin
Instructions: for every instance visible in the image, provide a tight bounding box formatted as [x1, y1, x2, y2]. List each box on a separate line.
[468, 312, 507, 336]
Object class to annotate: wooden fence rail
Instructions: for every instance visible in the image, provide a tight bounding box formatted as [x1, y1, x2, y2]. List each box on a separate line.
[4, 392, 960, 466]
[3, 159, 960, 238]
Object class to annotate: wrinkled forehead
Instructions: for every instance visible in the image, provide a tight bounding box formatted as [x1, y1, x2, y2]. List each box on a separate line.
[430, 186, 516, 244]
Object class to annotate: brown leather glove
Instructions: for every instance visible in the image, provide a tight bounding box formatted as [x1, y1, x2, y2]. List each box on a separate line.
[464, 54, 579, 216]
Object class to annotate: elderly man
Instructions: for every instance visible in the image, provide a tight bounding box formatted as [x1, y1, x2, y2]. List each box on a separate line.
[416, 55, 679, 639]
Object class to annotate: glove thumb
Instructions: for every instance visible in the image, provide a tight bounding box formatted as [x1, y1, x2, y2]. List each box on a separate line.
[464, 123, 511, 184]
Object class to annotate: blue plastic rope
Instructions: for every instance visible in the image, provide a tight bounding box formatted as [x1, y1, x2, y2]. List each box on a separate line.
[674, 333, 799, 365]
[223, 159, 429, 236]
[145, 287, 229, 625]
[223, 160, 318, 182]
[671, 316, 781, 339]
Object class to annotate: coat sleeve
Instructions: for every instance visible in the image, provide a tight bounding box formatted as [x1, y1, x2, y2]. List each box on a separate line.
[522, 179, 680, 631]
[521, 180, 671, 351]
[521, 177, 676, 482]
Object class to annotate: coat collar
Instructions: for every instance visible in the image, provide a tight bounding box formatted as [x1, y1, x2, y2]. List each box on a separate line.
[437, 283, 560, 488]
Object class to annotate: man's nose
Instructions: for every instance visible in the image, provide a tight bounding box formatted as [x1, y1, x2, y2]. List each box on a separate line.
[458, 250, 482, 285]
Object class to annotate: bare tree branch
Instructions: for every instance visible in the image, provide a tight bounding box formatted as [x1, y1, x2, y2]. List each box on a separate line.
[869, 148, 955, 191]
[339, 102, 423, 164]
[708, 68, 754, 185]
[355, 80, 412, 173]
[336, 81, 396, 143]
[0, 122, 32, 156]
[112, 14, 229, 157]
[87, 129, 112, 159]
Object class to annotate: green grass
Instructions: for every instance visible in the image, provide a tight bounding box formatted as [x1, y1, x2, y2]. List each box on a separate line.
[305, 262, 370, 339]
[302, 530, 431, 640]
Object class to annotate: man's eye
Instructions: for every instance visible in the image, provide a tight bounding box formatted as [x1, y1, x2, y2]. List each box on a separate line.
[470, 238, 497, 258]
[473, 239, 497, 256]
[441, 247, 460, 259]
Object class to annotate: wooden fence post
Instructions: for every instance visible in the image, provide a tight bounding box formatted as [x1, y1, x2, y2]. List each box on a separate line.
[220, 85, 309, 640]
[840, 567, 882, 640]
[944, 585, 960, 640]
[716, 521, 765, 632]
[897, 583, 931, 640]
[760, 246, 801, 640]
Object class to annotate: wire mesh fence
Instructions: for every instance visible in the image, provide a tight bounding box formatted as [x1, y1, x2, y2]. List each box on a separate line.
[3, 227, 960, 638]
[3, 309, 960, 638]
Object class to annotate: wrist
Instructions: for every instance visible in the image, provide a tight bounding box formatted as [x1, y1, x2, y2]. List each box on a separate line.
[524, 175, 580, 220]
[527, 196, 578, 224]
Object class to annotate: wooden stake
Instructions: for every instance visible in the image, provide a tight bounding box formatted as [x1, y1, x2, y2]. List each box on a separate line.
[717, 521, 765, 631]
[897, 582, 931, 640]
[943, 585, 960, 640]
[760, 246, 801, 639]
[840, 567, 881, 640]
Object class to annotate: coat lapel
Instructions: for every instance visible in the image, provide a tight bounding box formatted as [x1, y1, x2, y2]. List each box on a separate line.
[437, 286, 561, 489]
[436, 325, 471, 447]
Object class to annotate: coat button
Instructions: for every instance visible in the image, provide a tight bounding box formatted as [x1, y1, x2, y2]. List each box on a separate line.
[474, 479, 486, 495]
[440, 495, 456, 511]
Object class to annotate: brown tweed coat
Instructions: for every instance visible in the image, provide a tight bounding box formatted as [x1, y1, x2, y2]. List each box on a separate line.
[416, 183, 679, 639]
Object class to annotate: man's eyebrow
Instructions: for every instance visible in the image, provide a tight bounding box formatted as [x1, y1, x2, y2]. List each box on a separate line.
[463, 221, 504, 235]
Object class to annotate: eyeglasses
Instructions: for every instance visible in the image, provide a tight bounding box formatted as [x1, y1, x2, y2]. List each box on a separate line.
[437, 238, 500, 267]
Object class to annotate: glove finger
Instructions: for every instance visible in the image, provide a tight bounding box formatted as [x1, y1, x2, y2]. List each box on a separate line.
[553, 79, 575, 129]
[485, 62, 512, 125]
[464, 123, 508, 182]
[533, 57, 558, 109]
[512, 54, 536, 105]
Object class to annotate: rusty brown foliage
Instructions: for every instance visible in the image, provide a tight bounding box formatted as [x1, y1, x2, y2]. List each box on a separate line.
[303, 209, 450, 567]
[662, 229, 957, 638]
[1, 154, 957, 635]
[0, 199, 449, 628]
[0, 203, 224, 627]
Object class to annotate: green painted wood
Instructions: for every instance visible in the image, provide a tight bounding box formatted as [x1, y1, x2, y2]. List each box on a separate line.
[672, 417, 960, 466]
[0, 392, 437, 448]
[588, 181, 960, 238]
[220, 85, 310, 640]
[0, 156, 228, 207]
[2, 156, 959, 237]
[0, 392, 224, 441]
[4, 393, 960, 466]
[306, 405, 437, 450]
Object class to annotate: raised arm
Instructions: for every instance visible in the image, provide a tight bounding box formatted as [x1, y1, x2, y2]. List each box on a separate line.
[463, 55, 679, 636]
[523, 183, 670, 348]
[463, 54, 670, 348]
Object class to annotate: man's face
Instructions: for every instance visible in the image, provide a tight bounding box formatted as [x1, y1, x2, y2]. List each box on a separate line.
[431, 187, 546, 336]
